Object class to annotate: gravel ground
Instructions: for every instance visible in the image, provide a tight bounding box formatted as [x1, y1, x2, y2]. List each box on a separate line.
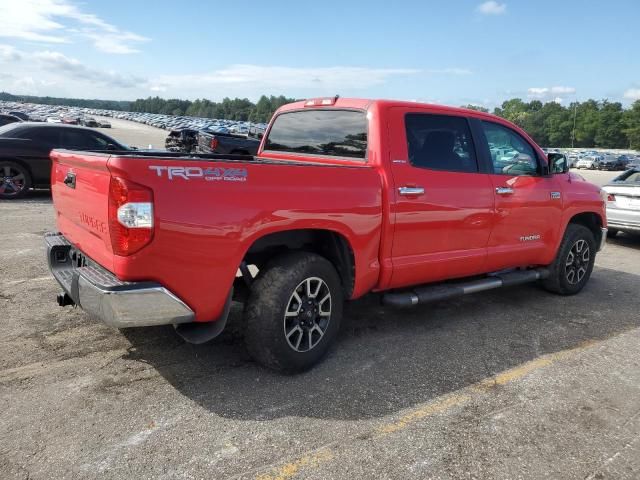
[0, 136, 639, 479]
[94, 116, 168, 150]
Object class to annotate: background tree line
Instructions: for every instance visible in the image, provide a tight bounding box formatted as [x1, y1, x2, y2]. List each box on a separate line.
[3, 90, 640, 149]
[131, 95, 296, 123]
[463, 99, 640, 150]
[0, 91, 129, 111]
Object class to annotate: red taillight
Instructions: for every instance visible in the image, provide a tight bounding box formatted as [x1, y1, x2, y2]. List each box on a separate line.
[607, 194, 616, 202]
[108, 177, 154, 256]
[210, 136, 219, 150]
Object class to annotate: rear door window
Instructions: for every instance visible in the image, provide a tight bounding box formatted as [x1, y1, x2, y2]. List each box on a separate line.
[16, 128, 62, 146]
[60, 129, 110, 150]
[264, 109, 367, 160]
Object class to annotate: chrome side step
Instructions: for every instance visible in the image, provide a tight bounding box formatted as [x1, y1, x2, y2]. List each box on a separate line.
[382, 268, 550, 308]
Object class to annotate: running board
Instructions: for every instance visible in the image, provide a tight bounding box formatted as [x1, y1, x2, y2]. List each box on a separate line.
[382, 268, 550, 308]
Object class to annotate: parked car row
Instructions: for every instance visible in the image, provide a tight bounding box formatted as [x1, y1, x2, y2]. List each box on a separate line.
[0, 100, 267, 138]
[542, 148, 639, 171]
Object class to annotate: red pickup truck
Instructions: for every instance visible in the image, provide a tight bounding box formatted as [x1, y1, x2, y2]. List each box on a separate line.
[46, 97, 607, 372]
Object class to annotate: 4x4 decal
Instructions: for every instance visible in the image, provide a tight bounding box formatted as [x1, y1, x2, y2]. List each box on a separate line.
[149, 165, 247, 182]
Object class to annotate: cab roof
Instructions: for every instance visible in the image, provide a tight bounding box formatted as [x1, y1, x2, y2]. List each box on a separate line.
[277, 97, 501, 122]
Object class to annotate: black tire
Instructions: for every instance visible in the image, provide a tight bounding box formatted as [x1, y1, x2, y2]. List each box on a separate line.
[542, 224, 596, 295]
[0, 160, 32, 199]
[607, 229, 619, 239]
[244, 252, 343, 373]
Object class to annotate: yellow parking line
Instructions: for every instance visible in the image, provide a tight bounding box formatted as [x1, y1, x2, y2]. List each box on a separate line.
[255, 448, 333, 480]
[253, 338, 599, 479]
[376, 393, 471, 435]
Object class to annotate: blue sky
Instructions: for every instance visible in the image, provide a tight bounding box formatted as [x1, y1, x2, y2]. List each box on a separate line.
[0, 0, 639, 108]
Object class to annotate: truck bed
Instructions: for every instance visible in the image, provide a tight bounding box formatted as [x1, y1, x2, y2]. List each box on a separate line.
[50, 149, 384, 323]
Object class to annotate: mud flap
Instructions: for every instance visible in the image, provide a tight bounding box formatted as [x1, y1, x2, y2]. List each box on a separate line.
[174, 287, 234, 344]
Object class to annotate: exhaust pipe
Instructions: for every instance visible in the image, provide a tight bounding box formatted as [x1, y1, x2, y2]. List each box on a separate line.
[382, 268, 549, 308]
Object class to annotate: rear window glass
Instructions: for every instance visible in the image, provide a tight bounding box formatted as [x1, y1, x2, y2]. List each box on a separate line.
[613, 170, 640, 184]
[265, 109, 367, 160]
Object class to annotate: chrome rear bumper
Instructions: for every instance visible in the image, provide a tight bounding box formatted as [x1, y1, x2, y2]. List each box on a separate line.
[45, 233, 194, 328]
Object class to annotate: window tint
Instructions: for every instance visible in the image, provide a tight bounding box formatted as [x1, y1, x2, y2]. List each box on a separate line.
[265, 110, 367, 159]
[405, 114, 478, 173]
[61, 129, 109, 150]
[16, 128, 62, 146]
[481, 121, 539, 176]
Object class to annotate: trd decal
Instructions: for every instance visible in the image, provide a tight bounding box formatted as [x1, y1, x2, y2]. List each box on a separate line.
[149, 165, 248, 182]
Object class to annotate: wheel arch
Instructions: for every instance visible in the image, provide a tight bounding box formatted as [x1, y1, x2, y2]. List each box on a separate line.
[567, 211, 604, 246]
[0, 157, 33, 179]
[242, 228, 356, 298]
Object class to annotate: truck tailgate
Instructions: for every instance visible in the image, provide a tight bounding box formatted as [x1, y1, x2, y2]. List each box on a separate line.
[50, 150, 114, 271]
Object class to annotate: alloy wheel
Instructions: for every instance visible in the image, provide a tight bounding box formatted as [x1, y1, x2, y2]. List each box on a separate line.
[0, 165, 27, 197]
[565, 239, 590, 285]
[283, 277, 332, 352]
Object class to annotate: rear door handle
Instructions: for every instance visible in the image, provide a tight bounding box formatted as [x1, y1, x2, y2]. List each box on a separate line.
[398, 186, 425, 196]
[495, 187, 514, 195]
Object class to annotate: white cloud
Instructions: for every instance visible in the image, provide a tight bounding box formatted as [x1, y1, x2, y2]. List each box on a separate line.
[0, 45, 145, 95]
[151, 65, 420, 94]
[0, 49, 419, 100]
[476, 1, 507, 15]
[624, 88, 640, 101]
[427, 68, 473, 75]
[0, 0, 148, 54]
[0, 44, 22, 61]
[527, 86, 576, 102]
[32, 50, 145, 87]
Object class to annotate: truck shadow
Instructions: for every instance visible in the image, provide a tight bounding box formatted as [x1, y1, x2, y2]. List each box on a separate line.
[121, 265, 640, 421]
[607, 232, 640, 251]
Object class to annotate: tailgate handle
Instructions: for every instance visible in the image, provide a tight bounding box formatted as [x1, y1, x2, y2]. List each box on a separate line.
[63, 172, 76, 189]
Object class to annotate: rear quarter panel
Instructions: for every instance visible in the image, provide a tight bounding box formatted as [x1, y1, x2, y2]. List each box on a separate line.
[107, 156, 383, 322]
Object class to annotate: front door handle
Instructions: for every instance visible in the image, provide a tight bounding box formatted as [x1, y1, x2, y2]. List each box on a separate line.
[495, 186, 514, 195]
[398, 186, 425, 196]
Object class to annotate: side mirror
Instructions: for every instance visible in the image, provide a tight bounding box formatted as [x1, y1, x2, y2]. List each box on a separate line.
[548, 153, 569, 174]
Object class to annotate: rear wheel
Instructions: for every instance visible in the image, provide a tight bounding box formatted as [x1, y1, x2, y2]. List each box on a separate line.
[607, 229, 618, 238]
[0, 161, 31, 199]
[244, 252, 343, 373]
[542, 224, 596, 295]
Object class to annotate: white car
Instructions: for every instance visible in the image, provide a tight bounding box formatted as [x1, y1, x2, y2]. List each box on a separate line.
[576, 155, 602, 169]
[602, 168, 640, 237]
